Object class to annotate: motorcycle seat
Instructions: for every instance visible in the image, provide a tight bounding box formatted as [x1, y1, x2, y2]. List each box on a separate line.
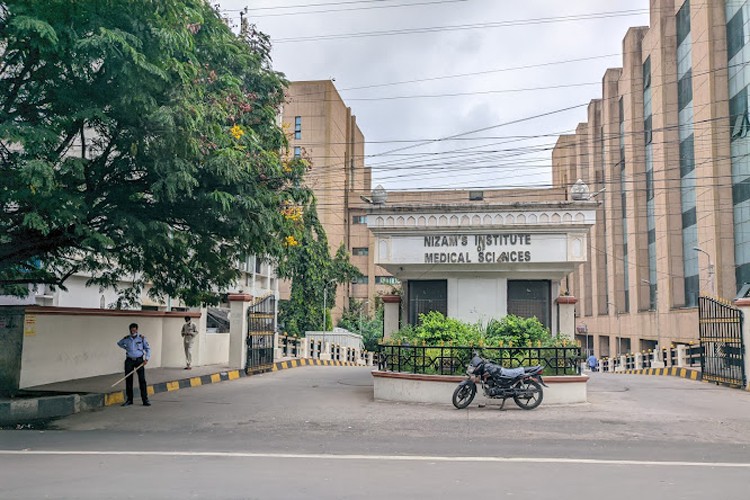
[499, 367, 525, 378]
[524, 365, 543, 373]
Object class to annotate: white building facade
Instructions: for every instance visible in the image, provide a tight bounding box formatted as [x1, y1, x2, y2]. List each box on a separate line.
[367, 201, 597, 336]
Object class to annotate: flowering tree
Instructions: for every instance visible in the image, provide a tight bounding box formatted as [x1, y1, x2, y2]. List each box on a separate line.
[0, 1, 310, 305]
[276, 204, 361, 336]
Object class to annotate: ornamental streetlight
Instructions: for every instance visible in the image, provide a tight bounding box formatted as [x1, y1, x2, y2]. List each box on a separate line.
[692, 247, 715, 295]
[642, 279, 661, 354]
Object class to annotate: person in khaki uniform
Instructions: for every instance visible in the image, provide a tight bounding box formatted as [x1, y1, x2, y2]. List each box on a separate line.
[181, 316, 198, 369]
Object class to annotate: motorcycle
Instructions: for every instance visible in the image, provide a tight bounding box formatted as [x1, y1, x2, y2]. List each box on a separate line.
[452, 355, 548, 410]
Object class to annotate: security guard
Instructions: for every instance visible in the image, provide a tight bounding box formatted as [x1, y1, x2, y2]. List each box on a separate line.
[116, 322, 151, 406]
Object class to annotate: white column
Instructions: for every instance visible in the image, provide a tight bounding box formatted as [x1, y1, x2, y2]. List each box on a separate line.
[555, 296, 578, 338]
[382, 295, 401, 338]
[676, 345, 688, 367]
[652, 346, 665, 368]
[228, 294, 252, 370]
[635, 352, 643, 370]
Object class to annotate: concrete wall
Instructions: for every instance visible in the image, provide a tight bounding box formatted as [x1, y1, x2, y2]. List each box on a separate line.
[372, 371, 588, 406]
[14, 307, 207, 389]
[202, 333, 231, 366]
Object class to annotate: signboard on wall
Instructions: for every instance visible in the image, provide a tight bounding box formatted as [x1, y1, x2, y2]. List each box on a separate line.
[383, 233, 570, 265]
[23, 314, 37, 337]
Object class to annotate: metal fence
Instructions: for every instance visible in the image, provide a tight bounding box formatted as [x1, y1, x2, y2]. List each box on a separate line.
[377, 344, 582, 376]
[699, 296, 746, 387]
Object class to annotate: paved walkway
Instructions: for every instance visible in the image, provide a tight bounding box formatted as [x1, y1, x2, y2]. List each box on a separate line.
[25, 364, 233, 395]
[1, 358, 361, 426]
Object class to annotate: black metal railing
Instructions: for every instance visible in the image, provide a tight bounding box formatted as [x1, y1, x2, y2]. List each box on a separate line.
[377, 344, 582, 376]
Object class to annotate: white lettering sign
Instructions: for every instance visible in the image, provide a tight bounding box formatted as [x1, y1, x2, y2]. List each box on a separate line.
[382, 233, 569, 265]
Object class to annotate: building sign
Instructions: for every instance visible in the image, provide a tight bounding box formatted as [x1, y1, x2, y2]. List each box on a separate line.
[24, 314, 37, 337]
[384, 233, 569, 265]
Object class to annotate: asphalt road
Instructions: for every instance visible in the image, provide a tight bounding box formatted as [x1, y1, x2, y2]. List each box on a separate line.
[2, 367, 750, 499]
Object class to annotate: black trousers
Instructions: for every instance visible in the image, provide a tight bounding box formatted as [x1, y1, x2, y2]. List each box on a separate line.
[124, 357, 148, 403]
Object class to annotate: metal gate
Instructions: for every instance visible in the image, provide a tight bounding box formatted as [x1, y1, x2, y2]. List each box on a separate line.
[698, 296, 746, 387]
[246, 294, 276, 374]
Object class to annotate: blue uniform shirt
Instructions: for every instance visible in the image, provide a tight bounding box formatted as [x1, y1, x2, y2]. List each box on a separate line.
[117, 334, 151, 360]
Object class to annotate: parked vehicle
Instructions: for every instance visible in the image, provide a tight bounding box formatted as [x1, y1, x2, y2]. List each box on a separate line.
[452, 355, 547, 410]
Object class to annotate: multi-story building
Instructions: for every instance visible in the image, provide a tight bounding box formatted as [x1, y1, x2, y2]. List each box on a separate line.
[283, 80, 392, 317]
[552, 0, 750, 357]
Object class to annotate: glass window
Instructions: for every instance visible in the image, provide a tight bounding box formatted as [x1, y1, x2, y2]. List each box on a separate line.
[646, 169, 654, 200]
[643, 57, 651, 89]
[352, 247, 369, 256]
[294, 116, 301, 140]
[507, 280, 551, 330]
[352, 215, 367, 224]
[644, 115, 653, 145]
[294, 146, 301, 158]
[733, 176, 750, 205]
[682, 207, 697, 229]
[684, 274, 699, 307]
[727, 8, 745, 61]
[375, 276, 400, 285]
[352, 276, 369, 285]
[408, 280, 447, 325]
[469, 190, 484, 201]
[678, 70, 693, 111]
[255, 258, 262, 274]
[730, 86, 749, 141]
[676, 0, 691, 47]
[679, 134, 695, 177]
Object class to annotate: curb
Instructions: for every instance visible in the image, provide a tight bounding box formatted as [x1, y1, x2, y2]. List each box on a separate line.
[1, 358, 362, 425]
[612, 366, 702, 381]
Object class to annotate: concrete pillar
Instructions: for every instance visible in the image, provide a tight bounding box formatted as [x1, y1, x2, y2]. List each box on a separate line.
[635, 352, 643, 370]
[320, 341, 332, 361]
[616, 355, 626, 372]
[652, 347, 665, 368]
[382, 295, 401, 338]
[555, 296, 578, 338]
[676, 345, 688, 367]
[228, 294, 252, 370]
[367, 352, 374, 366]
[297, 338, 308, 359]
[732, 299, 750, 390]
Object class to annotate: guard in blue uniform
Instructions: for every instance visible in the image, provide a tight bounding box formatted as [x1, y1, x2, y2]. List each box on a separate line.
[117, 322, 151, 406]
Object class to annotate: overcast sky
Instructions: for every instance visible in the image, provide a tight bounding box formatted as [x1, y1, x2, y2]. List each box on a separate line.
[216, 0, 651, 191]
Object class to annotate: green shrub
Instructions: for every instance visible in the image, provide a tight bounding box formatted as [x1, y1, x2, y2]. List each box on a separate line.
[388, 312, 571, 348]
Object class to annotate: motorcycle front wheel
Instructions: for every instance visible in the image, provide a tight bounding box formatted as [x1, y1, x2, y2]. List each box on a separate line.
[513, 379, 543, 410]
[452, 381, 477, 409]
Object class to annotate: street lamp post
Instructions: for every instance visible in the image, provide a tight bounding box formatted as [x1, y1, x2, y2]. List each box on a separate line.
[693, 247, 715, 295]
[642, 279, 661, 357]
[322, 279, 337, 332]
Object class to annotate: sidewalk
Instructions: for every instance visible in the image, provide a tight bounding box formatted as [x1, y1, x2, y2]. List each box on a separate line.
[0, 358, 360, 427]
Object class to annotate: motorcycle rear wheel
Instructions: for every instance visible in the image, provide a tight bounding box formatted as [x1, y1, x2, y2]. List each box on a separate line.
[513, 379, 543, 410]
[452, 381, 476, 409]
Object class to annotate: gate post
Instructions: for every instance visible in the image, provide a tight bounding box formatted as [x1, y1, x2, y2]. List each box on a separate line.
[732, 298, 750, 390]
[228, 294, 252, 370]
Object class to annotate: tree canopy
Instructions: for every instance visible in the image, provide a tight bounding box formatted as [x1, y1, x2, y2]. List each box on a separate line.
[0, 1, 311, 305]
[276, 205, 361, 336]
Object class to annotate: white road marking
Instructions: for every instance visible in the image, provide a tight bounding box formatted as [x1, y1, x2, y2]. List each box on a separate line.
[0, 450, 748, 468]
